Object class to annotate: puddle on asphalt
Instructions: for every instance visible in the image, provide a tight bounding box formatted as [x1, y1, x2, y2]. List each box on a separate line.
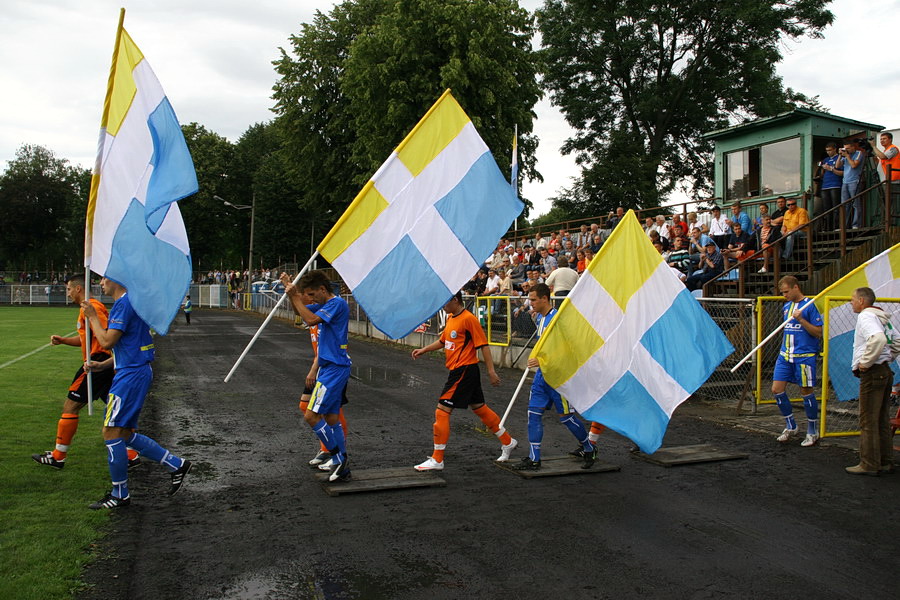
[218, 559, 449, 599]
[351, 366, 428, 389]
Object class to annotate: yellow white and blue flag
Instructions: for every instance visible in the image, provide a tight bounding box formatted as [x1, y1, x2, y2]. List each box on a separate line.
[318, 90, 523, 338]
[85, 14, 197, 335]
[818, 243, 900, 401]
[531, 211, 734, 453]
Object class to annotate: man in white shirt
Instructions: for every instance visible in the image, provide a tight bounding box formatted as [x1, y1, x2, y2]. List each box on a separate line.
[544, 257, 579, 299]
[707, 206, 731, 250]
[847, 287, 896, 475]
[654, 215, 671, 240]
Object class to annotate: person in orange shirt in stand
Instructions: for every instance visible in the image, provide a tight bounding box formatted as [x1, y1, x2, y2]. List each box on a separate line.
[32, 274, 139, 470]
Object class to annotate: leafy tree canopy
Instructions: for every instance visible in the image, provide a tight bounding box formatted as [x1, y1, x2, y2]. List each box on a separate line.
[537, 0, 833, 214]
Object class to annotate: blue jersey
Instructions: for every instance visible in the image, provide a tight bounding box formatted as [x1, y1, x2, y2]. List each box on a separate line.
[821, 154, 841, 189]
[309, 296, 351, 367]
[534, 307, 557, 340]
[107, 293, 155, 369]
[780, 298, 822, 360]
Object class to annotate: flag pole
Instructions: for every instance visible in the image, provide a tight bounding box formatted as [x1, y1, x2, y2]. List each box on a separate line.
[730, 297, 814, 372]
[224, 250, 319, 382]
[498, 367, 530, 430]
[83, 7, 127, 416]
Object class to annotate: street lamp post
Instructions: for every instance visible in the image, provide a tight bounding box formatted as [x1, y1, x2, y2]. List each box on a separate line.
[214, 194, 255, 294]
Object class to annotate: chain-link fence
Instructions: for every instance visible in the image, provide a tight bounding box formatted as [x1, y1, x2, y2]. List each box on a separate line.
[692, 298, 756, 403]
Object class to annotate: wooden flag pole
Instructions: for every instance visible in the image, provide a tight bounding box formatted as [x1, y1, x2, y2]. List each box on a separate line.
[224, 251, 319, 382]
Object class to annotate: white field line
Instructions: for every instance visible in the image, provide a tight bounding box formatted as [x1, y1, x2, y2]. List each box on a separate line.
[0, 331, 77, 370]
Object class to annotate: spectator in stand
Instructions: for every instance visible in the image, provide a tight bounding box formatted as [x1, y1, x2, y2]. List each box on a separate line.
[819, 142, 842, 230]
[686, 211, 702, 235]
[576, 224, 591, 249]
[589, 234, 603, 254]
[695, 209, 713, 234]
[688, 227, 715, 269]
[685, 241, 724, 292]
[770, 196, 788, 229]
[547, 232, 561, 254]
[484, 268, 501, 296]
[671, 213, 686, 237]
[583, 248, 595, 268]
[498, 268, 513, 297]
[873, 132, 900, 183]
[752, 203, 770, 234]
[727, 201, 752, 235]
[521, 244, 538, 266]
[540, 247, 558, 273]
[653, 241, 665, 255]
[836, 139, 865, 228]
[781, 198, 810, 259]
[575, 250, 587, 274]
[561, 238, 576, 262]
[606, 207, 625, 230]
[756, 213, 781, 273]
[644, 217, 655, 236]
[666, 237, 692, 276]
[670, 223, 686, 242]
[509, 256, 527, 290]
[722, 222, 755, 269]
[648, 230, 669, 252]
[589, 223, 601, 244]
[544, 256, 579, 298]
[535, 231, 549, 250]
[654, 215, 671, 240]
[463, 269, 487, 296]
[708, 206, 731, 250]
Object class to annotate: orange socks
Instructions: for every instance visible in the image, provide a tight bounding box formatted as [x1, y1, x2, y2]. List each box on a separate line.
[52, 413, 79, 460]
[432, 409, 450, 462]
[589, 422, 606, 444]
[472, 404, 512, 446]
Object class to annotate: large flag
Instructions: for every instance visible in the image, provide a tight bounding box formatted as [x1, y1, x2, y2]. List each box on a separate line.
[85, 11, 197, 335]
[530, 211, 734, 453]
[318, 90, 523, 338]
[818, 243, 900, 401]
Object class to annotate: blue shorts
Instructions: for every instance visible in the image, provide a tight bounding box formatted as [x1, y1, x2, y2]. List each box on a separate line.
[528, 370, 572, 414]
[773, 355, 817, 388]
[309, 363, 351, 416]
[104, 365, 152, 429]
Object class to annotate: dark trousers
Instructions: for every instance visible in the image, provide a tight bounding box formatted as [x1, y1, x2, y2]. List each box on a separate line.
[857, 362, 893, 470]
[821, 187, 840, 230]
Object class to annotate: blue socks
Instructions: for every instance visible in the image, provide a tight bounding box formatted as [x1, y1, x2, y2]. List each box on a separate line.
[560, 414, 592, 452]
[527, 409, 544, 461]
[774, 392, 797, 429]
[105, 439, 129, 499]
[126, 432, 183, 472]
[311, 418, 346, 463]
[803, 394, 818, 435]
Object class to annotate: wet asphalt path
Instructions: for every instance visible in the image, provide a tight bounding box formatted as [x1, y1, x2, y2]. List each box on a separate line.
[79, 309, 899, 600]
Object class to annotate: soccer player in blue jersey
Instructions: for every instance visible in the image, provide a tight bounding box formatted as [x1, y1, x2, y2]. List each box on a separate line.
[282, 270, 352, 482]
[771, 276, 823, 446]
[516, 283, 596, 470]
[81, 277, 191, 509]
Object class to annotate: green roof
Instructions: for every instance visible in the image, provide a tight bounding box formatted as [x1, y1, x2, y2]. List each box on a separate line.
[702, 108, 884, 140]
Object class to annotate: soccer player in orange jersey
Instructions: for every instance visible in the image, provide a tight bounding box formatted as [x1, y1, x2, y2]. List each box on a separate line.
[32, 274, 139, 470]
[411, 291, 517, 470]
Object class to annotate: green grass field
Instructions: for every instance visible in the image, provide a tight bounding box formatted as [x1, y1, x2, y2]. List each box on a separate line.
[0, 306, 111, 599]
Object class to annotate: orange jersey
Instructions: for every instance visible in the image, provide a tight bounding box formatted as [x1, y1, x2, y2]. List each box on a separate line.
[308, 323, 319, 354]
[439, 309, 487, 370]
[78, 298, 109, 360]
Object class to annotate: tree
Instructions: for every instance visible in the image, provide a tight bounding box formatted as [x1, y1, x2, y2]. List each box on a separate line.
[537, 0, 834, 213]
[342, 0, 541, 197]
[273, 0, 542, 225]
[179, 123, 239, 271]
[0, 144, 88, 272]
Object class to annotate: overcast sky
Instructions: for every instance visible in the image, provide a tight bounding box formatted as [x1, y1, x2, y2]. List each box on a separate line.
[1, 0, 897, 216]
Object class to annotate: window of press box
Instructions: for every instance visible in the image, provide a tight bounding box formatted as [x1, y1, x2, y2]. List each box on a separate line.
[725, 137, 801, 200]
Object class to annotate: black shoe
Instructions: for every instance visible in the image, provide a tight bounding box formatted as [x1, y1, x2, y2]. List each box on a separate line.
[569, 446, 592, 459]
[89, 491, 130, 510]
[581, 446, 599, 469]
[328, 456, 351, 482]
[168, 460, 192, 495]
[515, 457, 542, 471]
[32, 451, 65, 470]
[128, 456, 142, 470]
